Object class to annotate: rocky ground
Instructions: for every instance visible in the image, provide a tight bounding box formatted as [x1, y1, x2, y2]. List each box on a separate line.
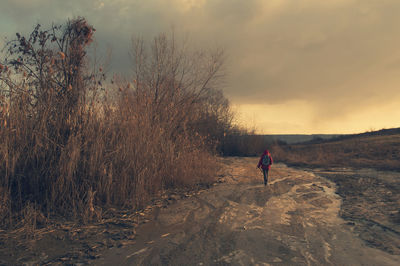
[0, 157, 399, 265]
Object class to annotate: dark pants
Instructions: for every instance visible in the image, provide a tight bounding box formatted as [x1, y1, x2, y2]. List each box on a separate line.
[263, 168, 269, 185]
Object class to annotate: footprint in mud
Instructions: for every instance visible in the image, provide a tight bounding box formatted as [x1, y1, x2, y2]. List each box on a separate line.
[214, 250, 254, 264]
[253, 189, 273, 207]
[300, 192, 320, 201]
[225, 190, 245, 204]
[310, 197, 333, 207]
[246, 209, 260, 218]
[296, 183, 324, 193]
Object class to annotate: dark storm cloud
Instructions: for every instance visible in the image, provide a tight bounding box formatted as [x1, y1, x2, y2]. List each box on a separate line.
[2, 0, 400, 128]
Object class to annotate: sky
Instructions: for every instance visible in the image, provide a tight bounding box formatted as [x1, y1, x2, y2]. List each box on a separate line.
[1, 0, 400, 134]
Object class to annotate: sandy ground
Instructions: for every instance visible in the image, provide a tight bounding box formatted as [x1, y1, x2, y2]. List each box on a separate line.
[1, 157, 399, 265]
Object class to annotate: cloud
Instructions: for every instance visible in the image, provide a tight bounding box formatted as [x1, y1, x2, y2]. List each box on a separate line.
[2, 0, 400, 132]
[222, 1, 400, 115]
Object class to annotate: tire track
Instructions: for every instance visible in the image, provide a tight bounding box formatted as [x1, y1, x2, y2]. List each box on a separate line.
[99, 158, 400, 266]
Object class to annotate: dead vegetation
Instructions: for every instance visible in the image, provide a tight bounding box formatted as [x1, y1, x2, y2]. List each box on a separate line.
[0, 18, 233, 231]
[271, 133, 400, 170]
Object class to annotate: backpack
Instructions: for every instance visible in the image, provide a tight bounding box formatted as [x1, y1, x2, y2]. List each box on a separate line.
[262, 154, 270, 166]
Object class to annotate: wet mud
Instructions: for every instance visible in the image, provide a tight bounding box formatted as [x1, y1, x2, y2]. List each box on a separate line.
[1, 157, 399, 265]
[98, 157, 399, 265]
[313, 168, 400, 256]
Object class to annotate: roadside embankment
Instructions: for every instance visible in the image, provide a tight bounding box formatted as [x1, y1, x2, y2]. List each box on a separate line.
[271, 133, 400, 171]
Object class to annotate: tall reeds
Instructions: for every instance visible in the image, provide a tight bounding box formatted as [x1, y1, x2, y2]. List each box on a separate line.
[0, 18, 230, 228]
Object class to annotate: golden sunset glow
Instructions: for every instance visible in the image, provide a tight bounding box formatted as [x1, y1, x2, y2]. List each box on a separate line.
[235, 96, 400, 134]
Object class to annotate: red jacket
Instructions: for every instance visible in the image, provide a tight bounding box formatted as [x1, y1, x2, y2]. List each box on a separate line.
[257, 150, 273, 170]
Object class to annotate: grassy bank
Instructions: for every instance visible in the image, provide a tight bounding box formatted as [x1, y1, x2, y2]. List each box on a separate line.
[271, 132, 400, 171]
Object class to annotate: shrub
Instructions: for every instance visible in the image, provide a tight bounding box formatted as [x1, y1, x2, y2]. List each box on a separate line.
[0, 18, 228, 228]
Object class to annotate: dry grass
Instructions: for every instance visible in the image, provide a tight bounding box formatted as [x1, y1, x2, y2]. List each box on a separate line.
[271, 134, 400, 170]
[0, 18, 229, 230]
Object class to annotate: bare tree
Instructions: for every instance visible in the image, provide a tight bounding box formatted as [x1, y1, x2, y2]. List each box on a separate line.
[129, 32, 230, 145]
[0, 17, 101, 223]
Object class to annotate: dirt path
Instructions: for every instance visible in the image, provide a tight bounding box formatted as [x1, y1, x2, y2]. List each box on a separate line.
[98, 157, 400, 265]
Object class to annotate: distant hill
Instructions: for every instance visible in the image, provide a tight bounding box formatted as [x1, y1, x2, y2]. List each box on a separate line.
[222, 128, 400, 158]
[265, 127, 400, 145]
[271, 127, 400, 170]
[327, 127, 400, 141]
[262, 134, 342, 144]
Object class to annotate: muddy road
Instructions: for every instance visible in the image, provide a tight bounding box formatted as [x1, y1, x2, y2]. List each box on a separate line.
[98, 157, 400, 265]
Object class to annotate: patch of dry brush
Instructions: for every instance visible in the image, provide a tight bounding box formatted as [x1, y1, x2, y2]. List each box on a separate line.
[0, 18, 232, 229]
[271, 134, 400, 170]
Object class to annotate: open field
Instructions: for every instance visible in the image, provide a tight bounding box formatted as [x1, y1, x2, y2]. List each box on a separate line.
[271, 133, 400, 171]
